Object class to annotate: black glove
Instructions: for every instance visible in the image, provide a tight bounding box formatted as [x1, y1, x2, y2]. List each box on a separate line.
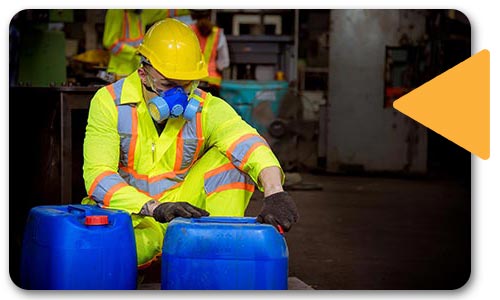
[257, 191, 299, 232]
[152, 202, 209, 223]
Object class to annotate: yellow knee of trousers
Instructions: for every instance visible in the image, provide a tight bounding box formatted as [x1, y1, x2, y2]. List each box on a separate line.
[176, 147, 255, 216]
[132, 215, 167, 267]
[134, 148, 255, 266]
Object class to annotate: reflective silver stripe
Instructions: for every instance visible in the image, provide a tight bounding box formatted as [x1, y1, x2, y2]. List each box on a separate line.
[180, 118, 199, 169]
[149, 178, 181, 196]
[110, 79, 132, 167]
[111, 79, 125, 105]
[118, 168, 131, 184]
[91, 173, 127, 203]
[127, 39, 142, 47]
[124, 12, 130, 39]
[174, 172, 188, 181]
[119, 168, 180, 197]
[110, 42, 124, 54]
[193, 89, 203, 97]
[117, 105, 133, 167]
[111, 39, 142, 54]
[229, 135, 269, 168]
[204, 167, 254, 195]
[178, 88, 205, 170]
[118, 168, 148, 193]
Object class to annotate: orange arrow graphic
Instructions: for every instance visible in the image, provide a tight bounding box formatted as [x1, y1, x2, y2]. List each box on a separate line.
[393, 49, 490, 160]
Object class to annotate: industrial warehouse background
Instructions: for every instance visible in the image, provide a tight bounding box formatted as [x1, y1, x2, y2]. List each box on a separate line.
[9, 9, 470, 289]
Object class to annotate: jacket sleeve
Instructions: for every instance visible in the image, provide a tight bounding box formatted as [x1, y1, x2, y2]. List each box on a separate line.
[202, 96, 284, 191]
[83, 88, 152, 213]
[216, 30, 230, 71]
[102, 10, 138, 63]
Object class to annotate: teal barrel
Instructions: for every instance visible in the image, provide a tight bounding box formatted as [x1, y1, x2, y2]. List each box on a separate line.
[20, 205, 137, 290]
[162, 217, 289, 290]
[220, 80, 289, 133]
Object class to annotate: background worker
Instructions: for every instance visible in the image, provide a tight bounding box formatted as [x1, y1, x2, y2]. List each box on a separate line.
[102, 9, 190, 80]
[189, 9, 230, 97]
[83, 18, 298, 269]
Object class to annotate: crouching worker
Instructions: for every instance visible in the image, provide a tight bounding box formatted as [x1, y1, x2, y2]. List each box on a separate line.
[82, 18, 299, 268]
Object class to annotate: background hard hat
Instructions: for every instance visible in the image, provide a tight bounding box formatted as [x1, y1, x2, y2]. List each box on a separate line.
[137, 18, 208, 80]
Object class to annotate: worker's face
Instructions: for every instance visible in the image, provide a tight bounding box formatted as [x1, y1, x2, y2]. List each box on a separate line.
[142, 64, 192, 95]
[196, 17, 213, 37]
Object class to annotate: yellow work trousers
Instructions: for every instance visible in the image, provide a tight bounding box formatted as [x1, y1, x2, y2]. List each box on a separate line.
[133, 148, 255, 268]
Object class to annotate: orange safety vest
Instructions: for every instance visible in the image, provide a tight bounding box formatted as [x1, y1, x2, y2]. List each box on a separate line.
[190, 24, 223, 87]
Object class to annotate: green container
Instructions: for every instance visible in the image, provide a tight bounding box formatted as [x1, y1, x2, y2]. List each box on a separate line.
[18, 29, 67, 87]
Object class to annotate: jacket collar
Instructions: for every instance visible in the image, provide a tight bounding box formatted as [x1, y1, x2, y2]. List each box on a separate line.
[118, 70, 145, 105]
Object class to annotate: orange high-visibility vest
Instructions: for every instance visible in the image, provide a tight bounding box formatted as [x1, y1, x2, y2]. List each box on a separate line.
[190, 24, 222, 86]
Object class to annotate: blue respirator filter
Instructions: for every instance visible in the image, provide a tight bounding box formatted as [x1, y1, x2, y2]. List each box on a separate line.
[148, 86, 200, 122]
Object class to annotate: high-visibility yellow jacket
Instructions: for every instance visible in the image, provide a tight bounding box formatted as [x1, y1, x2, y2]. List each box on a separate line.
[190, 25, 223, 86]
[103, 9, 188, 76]
[83, 71, 282, 213]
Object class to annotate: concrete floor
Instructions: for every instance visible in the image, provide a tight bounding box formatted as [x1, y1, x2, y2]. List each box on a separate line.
[246, 173, 471, 290]
[138, 277, 313, 290]
[140, 172, 470, 290]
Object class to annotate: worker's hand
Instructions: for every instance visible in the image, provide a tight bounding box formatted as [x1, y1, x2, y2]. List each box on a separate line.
[152, 202, 209, 223]
[257, 191, 299, 232]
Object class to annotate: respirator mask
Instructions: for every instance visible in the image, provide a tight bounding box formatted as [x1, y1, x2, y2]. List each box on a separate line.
[145, 69, 200, 123]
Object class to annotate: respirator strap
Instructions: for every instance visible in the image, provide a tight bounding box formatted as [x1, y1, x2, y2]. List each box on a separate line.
[144, 83, 157, 95]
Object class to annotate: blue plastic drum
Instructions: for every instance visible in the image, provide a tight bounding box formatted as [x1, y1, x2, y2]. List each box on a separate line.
[20, 205, 137, 290]
[162, 217, 288, 290]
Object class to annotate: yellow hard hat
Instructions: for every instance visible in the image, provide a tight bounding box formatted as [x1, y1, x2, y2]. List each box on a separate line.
[137, 18, 208, 80]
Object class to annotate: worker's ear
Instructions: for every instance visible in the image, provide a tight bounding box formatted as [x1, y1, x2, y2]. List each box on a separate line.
[137, 66, 148, 85]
